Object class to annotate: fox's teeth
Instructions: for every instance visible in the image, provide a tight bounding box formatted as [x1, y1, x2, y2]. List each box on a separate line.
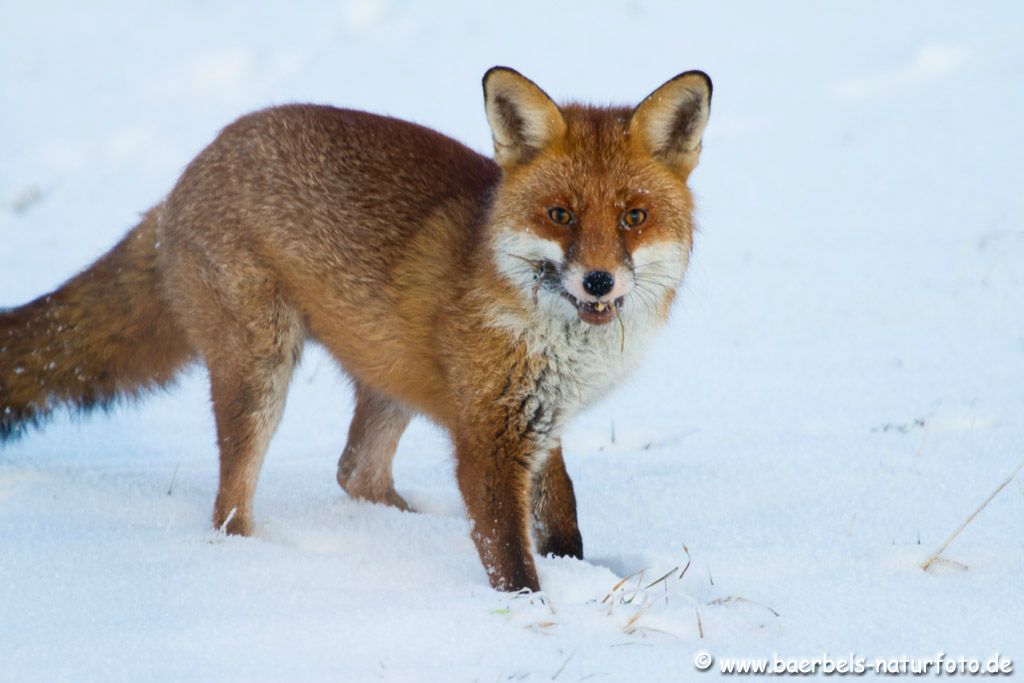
[594, 301, 606, 312]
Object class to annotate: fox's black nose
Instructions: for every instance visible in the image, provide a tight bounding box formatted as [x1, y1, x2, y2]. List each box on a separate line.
[582, 271, 615, 298]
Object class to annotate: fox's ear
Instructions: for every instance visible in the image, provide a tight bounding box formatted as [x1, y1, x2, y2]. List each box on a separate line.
[483, 67, 566, 168]
[630, 70, 712, 175]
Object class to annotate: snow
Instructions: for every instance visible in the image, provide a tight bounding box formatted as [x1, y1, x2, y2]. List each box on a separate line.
[2, 2, 1023, 680]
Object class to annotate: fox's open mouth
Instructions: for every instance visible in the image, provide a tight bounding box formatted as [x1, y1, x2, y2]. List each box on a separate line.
[525, 259, 625, 325]
[561, 292, 624, 325]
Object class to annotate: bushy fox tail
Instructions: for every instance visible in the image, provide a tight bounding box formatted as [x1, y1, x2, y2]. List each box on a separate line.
[0, 210, 195, 440]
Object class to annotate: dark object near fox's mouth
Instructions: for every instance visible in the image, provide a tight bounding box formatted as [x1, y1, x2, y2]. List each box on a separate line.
[561, 292, 624, 325]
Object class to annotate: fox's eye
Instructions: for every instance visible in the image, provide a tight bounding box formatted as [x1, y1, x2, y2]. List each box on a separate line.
[547, 207, 574, 226]
[621, 208, 647, 229]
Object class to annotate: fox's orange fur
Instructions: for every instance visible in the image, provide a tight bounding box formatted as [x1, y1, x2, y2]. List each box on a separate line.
[0, 68, 711, 591]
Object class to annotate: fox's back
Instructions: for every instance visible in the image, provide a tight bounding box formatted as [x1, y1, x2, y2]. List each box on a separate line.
[162, 104, 498, 279]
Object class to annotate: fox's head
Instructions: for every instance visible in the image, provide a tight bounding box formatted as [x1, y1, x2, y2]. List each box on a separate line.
[483, 67, 711, 327]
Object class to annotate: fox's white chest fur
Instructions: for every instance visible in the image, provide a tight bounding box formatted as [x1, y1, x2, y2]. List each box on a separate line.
[486, 281, 668, 452]
[531, 305, 660, 410]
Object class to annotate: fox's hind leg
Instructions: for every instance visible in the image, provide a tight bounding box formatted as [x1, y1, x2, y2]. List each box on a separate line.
[531, 444, 583, 559]
[169, 262, 304, 537]
[208, 347, 299, 535]
[336, 382, 412, 510]
[206, 307, 303, 536]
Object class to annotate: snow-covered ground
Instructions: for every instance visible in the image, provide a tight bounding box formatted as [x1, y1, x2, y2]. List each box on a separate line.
[2, 2, 1023, 680]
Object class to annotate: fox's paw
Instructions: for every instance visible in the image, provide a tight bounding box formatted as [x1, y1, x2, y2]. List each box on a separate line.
[213, 506, 254, 536]
[376, 487, 412, 512]
[337, 475, 412, 512]
[535, 528, 583, 560]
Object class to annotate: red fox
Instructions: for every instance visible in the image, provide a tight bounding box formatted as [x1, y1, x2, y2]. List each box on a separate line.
[0, 67, 711, 592]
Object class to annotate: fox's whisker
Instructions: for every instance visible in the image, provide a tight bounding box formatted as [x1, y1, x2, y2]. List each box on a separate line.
[631, 284, 664, 309]
[634, 271, 677, 283]
[634, 258, 686, 270]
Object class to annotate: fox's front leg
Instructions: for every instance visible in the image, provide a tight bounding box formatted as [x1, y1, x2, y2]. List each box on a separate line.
[455, 426, 542, 593]
[531, 444, 583, 559]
